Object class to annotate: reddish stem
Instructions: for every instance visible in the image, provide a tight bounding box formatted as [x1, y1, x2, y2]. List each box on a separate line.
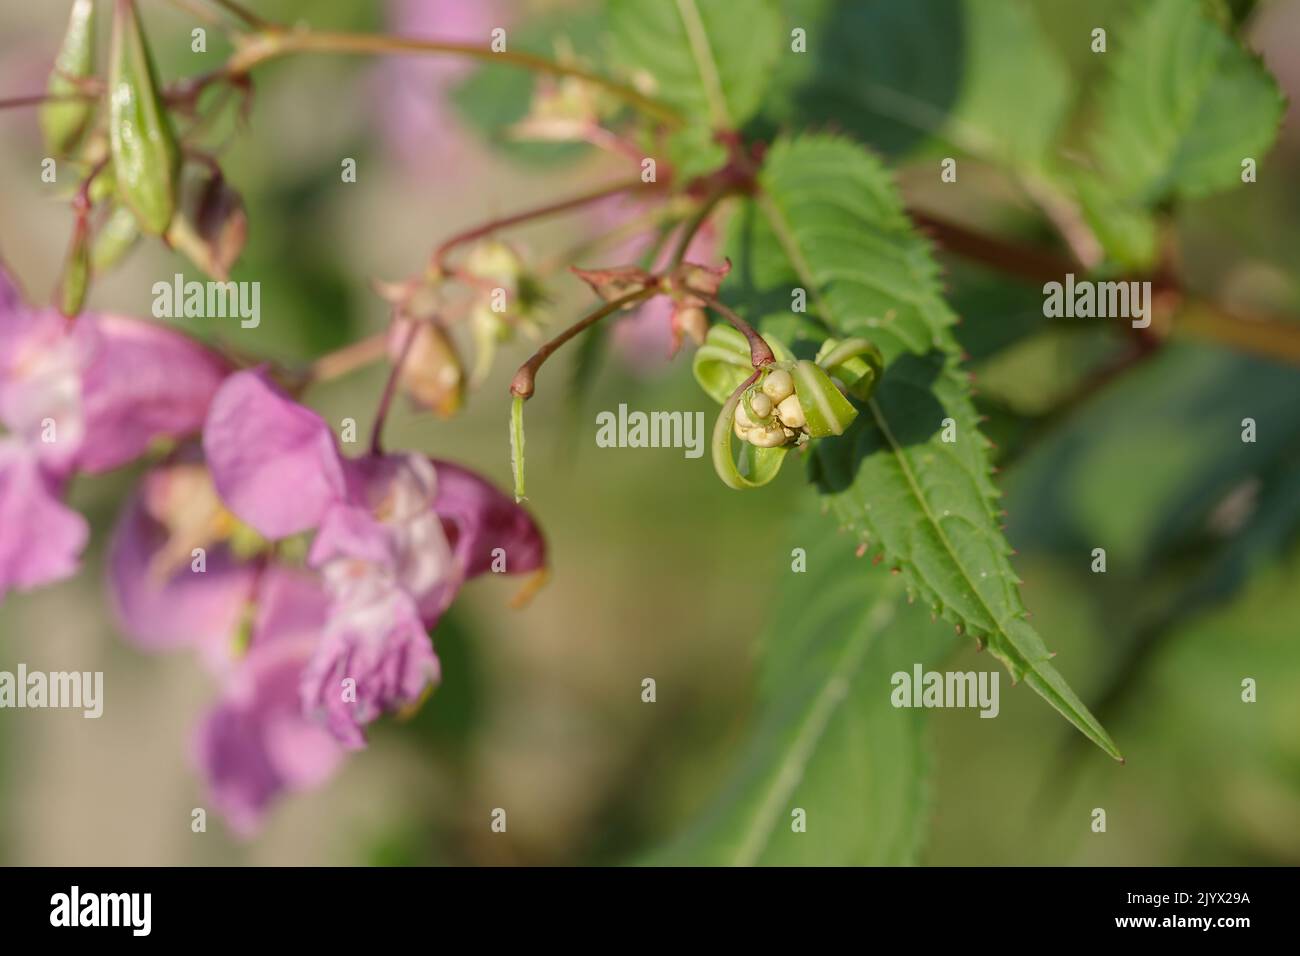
[431, 177, 649, 274]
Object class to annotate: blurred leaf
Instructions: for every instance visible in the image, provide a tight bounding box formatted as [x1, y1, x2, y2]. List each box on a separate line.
[606, 0, 783, 131]
[760, 0, 1069, 169]
[451, 11, 604, 165]
[736, 134, 1120, 758]
[1006, 345, 1300, 573]
[1089, 0, 1284, 205]
[1068, 0, 1284, 268]
[646, 515, 950, 865]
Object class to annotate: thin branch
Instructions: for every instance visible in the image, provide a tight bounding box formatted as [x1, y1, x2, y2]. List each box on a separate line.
[0, 91, 97, 111]
[510, 287, 656, 399]
[668, 184, 730, 269]
[1175, 298, 1300, 366]
[684, 287, 775, 368]
[909, 207, 1079, 284]
[432, 177, 648, 273]
[370, 319, 418, 454]
[225, 29, 683, 125]
[911, 208, 1300, 368]
[307, 332, 388, 384]
[205, 0, 275, 31]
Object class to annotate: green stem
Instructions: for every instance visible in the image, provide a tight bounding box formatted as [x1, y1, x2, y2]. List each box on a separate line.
[225, 29, 683, 125]
[668, 184, 730, 268]
[432, 176, 649, 273]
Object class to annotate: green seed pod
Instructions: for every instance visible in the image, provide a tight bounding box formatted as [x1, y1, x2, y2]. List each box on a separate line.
[40, 0, 97, 156]
[108, 0, 180, 235]
[91, 203, 140, 270]
[57, 224, 92, 317]
[790, 359, 858, 438]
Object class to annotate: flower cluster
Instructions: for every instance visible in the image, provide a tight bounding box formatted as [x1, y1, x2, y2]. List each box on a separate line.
[0, 265, 545, 834]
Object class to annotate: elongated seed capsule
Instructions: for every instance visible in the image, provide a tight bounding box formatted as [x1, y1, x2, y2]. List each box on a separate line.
[58, 225, 91, 317]
[776, 393, 806, 429]
[748, 391, 773, 418]
[40, 0, 96, 155]
[762, 368, 794, 403]
[92, 204, 141, 270]
[108, 0, 180, 235]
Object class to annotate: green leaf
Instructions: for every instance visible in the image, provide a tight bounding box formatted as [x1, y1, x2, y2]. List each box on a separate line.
[734, 134, 1120, 759]
[645, 515, 951, 865]
[606, 0, 782, 130]
[760, 0, 1070, 169]
[450, 11, 603, 165]
[1089, 0, 1284, 203]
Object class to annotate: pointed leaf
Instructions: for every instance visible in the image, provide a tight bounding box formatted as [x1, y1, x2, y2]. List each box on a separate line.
[606, 0, 782, 129]
[737, 134, 1120, 759]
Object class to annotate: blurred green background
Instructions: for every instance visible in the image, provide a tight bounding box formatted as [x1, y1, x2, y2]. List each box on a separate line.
[0, 0, 1297, 865]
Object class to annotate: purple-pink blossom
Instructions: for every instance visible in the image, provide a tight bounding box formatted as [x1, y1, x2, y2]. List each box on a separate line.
[0, 265, 229, 601]
[203, 367, 545, 749]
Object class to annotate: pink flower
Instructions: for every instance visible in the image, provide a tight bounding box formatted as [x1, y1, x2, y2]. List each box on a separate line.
[203, 368, 545, 746]
[0, 265, 229, 601]
[192, 567, 346, 836]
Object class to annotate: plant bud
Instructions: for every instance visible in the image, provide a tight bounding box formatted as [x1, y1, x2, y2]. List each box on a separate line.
[762, 368, 794, 403]
[40, 0, 96, 155]
[466, 238, 524, 291]
[673, 304, 708, 348]
[109, 0, 181, 235]
[776, 393, 805, 429]
[390, 318, 463, 418]
[193, 171, 248, 280]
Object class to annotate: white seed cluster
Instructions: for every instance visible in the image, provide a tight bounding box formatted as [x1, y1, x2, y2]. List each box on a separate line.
[733, 369, 807, 448]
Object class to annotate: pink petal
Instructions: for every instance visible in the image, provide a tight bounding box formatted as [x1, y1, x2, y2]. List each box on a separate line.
[300, 578, 439, 748]
[203, 369, 347, 538]
[431, 459, 546, 579]
[105, 482, 255, 668]
[75, 316, 231, 474]
[192, 633, 344, 837]
[0, 441, 88, 600]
